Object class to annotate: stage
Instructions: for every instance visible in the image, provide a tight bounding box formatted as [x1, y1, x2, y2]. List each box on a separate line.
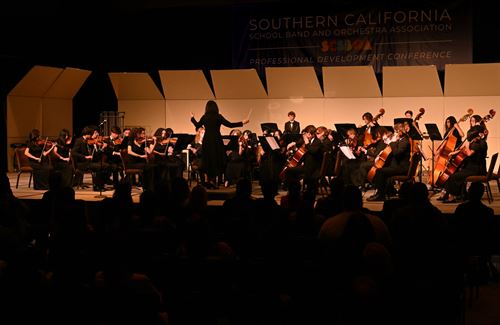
[6, 172, 500, 215]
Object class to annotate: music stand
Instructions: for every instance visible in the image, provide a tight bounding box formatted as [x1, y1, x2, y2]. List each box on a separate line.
[258, 136, 280, 152]
[172, 133, 195, 153]
[261, 123, 278, 135]
[425, 123, 443, 190]
[282, 133, 301, 146]
[334, 123, 357, 141]
[221, 135, 239, 151]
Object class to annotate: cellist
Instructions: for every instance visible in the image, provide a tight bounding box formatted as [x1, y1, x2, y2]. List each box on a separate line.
[439, 115, 487, 203]
[367, 119, 411, 201]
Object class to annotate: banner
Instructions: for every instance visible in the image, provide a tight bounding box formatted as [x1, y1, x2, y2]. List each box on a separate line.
[232, 1, 472, 73]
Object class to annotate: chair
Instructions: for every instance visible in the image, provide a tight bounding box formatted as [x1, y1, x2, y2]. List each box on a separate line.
[15, 147, 33, 188]
[489, 155, 500, 192]
[70, 154, 93, 189]
[318, 151, 330, 197]
[120, 149, 144, 188]
[387, 152, 422, 198]
[465, 152, 498, 204]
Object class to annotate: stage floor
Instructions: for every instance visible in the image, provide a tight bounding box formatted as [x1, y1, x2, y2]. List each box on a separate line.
[7, 172, 500, 214]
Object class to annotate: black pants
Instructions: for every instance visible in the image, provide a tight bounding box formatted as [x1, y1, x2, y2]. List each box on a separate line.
[30, 160, 51, 190]
[444, 167, 480, 196]
[373, 166, 406, 197]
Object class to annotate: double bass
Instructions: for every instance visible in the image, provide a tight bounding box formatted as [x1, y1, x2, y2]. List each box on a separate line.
[363, 108, 385, 148]
[409, 107, 425, 156]
[435, 109, 495, 187]
[429, 109, 473, 187]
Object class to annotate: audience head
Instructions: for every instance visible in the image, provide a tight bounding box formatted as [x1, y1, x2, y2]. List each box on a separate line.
[260, 180, 278, 199]
[468, 181, 485, 202]
[343, 185, 363, 211]
[409, 182, 429, 204]
[236, 178, 252, 198]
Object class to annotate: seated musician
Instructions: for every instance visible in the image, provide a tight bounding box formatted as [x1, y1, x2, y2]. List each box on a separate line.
[72, 126, 108, 191]
[24, 129, 55, 190]
[51, 128, 74, 188]
[351, 127, 393, 188]
[127, 127, 155, 191]
[103, 126, 123, 187]
[367, 119, 411, 201]
[188, 126, 206, 182]
[287, 125, 324, 194]
[439, 119, 487, 203]
[120, 127, 131, 150]
[340, 128, 367, 186]
[224, 129, 249, 187]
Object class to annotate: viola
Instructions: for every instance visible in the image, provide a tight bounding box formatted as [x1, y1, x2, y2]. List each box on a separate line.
[36, 139, 55, 147]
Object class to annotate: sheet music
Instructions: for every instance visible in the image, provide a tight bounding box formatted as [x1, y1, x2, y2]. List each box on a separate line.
[222, 139, 230, 146]
[340, 145, 356, 159]
[265, 136, 280, 150]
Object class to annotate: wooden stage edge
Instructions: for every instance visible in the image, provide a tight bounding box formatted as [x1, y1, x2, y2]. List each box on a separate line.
[7, 172, 500, 215]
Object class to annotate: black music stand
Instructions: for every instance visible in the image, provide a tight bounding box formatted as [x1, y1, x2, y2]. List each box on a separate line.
[221, 135, 239, 151]
[425, 123, 443, 190]
[261, 123, 278, 135]
[95, 122, 107, 199]
[173, 133, 195, 153]
[282, 133, 301, 146]
[334, 123, 357, 142]
[258, 136, 280, 152]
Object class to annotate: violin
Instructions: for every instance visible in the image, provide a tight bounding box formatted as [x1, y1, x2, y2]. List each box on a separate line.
[112, 137, 123, 145]
[136, 136, 155, 145]
[36, 139, 56, 147]
[160, 137, 178, 146]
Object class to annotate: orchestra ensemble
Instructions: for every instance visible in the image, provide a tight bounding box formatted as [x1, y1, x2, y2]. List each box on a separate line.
[22, 105, 495, 203]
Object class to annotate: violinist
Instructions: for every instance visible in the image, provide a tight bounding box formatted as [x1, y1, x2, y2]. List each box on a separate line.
[24, 129, 55, 190]
[51, 128, 74, 188]
[103, 126, 123, 187]
[367, 119, 411, 201]
[188, 126, 206, 183]
[72, 126, 107, 191]
[440, 117, 488, 203]
[127, 127, 154, 191]
[119, 127, 131, 150]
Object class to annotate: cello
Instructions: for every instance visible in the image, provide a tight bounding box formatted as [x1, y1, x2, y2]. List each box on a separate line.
[279, 143, 307, 181]
[363, 108, 385, 148]
[435, 109, 495, 187]
[366, 132, 398, 182]
[429, 109, 473, 187]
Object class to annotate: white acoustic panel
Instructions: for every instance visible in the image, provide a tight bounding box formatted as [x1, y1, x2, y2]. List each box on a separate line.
[9, 65, 63, 97]
[383, 66, 443, 97]
[159, 70, 214, 100]
[445, 63, 500, 96]
[211, 69, 267, 99]
[266, 67, 323, 98]
[44, 68, 91, 99]
[109, 72, 164, 100]
[323, 66, 381, 98]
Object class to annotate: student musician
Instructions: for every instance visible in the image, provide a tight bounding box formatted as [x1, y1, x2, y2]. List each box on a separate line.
[51, 128, 74, 188]
[367, 119, 411, 201]
[72, 126, 107, 191]
[351, 127, 393, 188]
[103, 126, 123, 187]
[439, 116, 487, 203]
[24, 129, 55, 190]
[340, 127, 367, 185]
[359, 112, 380, 149]
[188, 126, 205, 183]
[442, 116, 465, 150]
[127, 127, 155, 191]
[224, 129, 247, 188]
[284, 111, 300, 134]
[290, 125, 324, 194]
